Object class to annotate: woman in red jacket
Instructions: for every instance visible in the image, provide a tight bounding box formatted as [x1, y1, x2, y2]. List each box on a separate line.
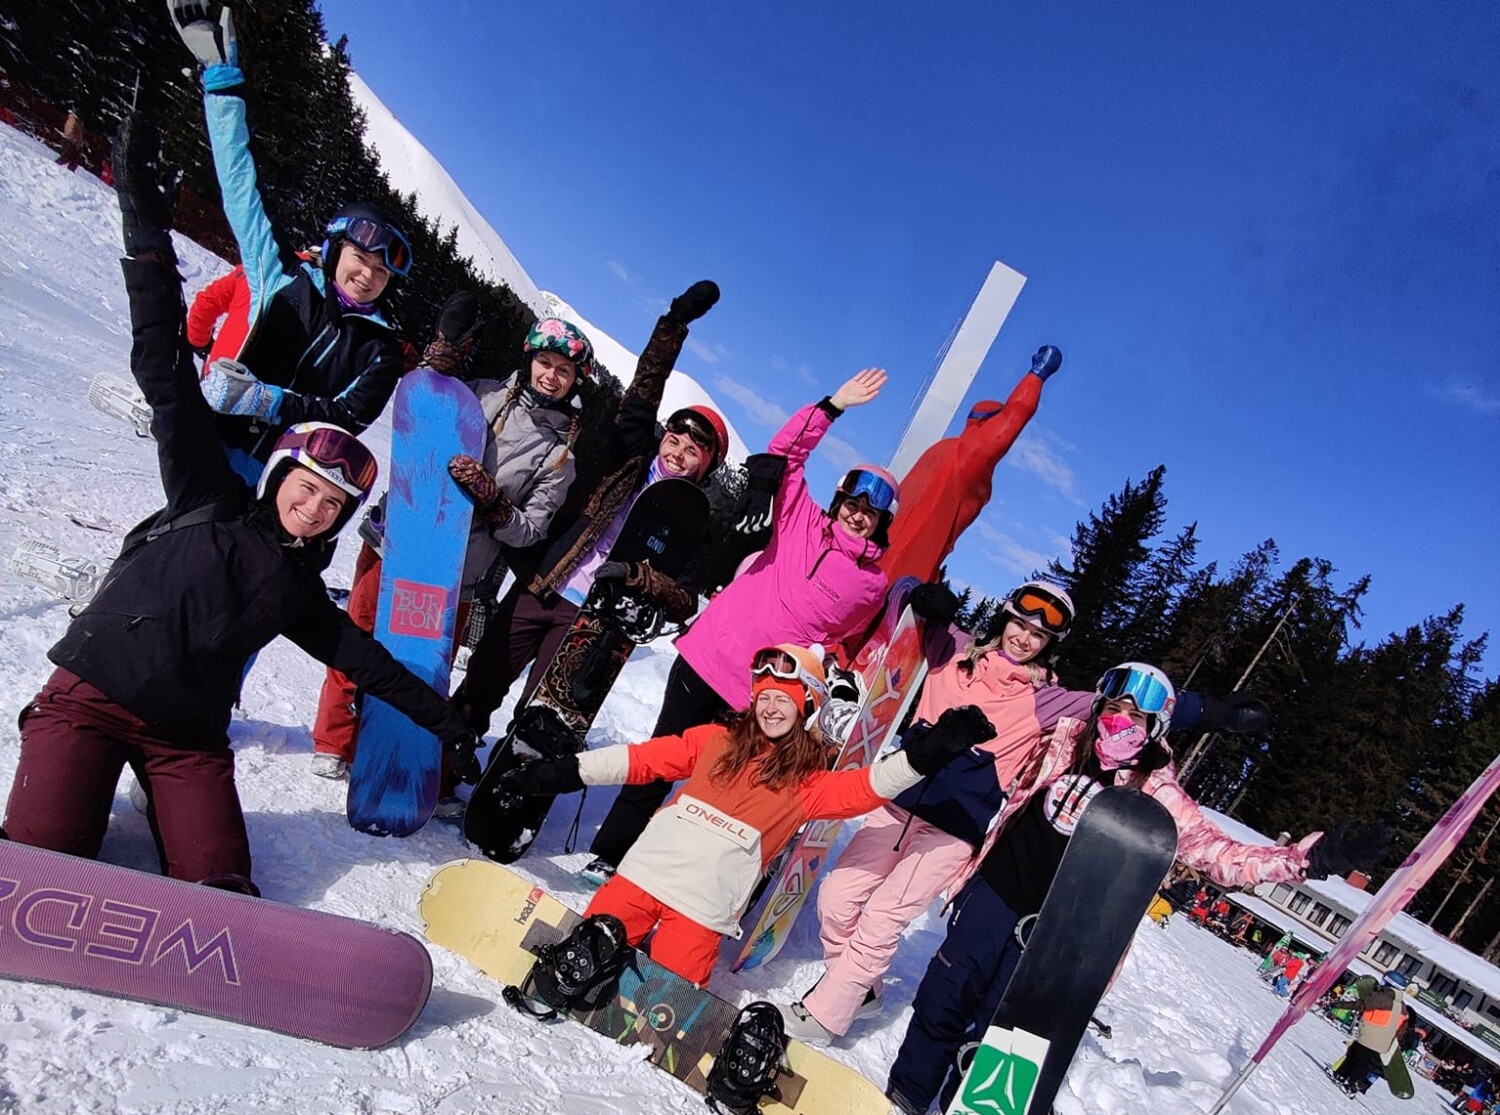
[499, 645, 995, 986]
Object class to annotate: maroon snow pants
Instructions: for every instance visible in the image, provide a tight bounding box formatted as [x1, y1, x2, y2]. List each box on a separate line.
[4, 668, 253, 888]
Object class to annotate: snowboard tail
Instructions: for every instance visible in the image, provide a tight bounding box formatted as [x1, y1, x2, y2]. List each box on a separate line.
[0, 842, 430, 1048]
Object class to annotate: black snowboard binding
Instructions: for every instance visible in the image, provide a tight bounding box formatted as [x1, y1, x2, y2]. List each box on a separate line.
[503, 914, 631, 1021]
[706, 1001, 787, 1114]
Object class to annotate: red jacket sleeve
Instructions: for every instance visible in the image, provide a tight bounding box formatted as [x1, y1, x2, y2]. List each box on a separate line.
[797, 765, 888, 822]
[952, 371, 1042, 490]
[185, 266, 244, 350]
[624, 726, 713, 784]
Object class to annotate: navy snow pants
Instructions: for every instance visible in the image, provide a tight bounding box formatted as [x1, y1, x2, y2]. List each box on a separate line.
[886, 879, 1027, 1113]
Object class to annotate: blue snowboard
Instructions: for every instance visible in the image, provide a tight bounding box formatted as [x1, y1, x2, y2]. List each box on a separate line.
[347, 368, 486, 836]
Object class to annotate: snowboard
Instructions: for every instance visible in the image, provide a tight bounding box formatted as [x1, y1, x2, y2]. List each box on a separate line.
[347, 368, 487, 837]
[732, 575, 930, 972]
[0, 841, 430, 1048]
[946, 787, 1178, 1115]
[462, 478, 709, 862]
[418, 858, 889, 1114]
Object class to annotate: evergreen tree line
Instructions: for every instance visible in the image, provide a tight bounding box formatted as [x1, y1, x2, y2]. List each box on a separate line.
[957, 464, 1499, 957]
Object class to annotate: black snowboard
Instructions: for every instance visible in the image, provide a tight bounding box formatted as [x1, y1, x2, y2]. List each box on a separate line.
[463, 478, 709, 862]
[947, 787, 1178, 1115]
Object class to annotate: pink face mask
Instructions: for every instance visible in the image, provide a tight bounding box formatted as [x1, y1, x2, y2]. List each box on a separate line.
[1094, 713, 1148, 770]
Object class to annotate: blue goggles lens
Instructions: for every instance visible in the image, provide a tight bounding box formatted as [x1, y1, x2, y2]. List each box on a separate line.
[841, 470, 896, 513]
[1097, 668, 1172, 714]
[328, 216, 413, 276]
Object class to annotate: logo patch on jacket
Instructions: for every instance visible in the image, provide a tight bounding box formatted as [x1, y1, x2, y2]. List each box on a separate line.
[678, 794, 758, 851]
[1042, 774, 1104, 838]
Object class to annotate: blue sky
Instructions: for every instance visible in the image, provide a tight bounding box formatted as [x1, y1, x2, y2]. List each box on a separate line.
[319, 0, 1498, 677]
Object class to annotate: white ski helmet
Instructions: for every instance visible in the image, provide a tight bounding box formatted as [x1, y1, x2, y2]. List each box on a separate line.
[257, 422, 378, 534]
[990, 580, 1076, 641]
[1092, 662, 1177, 742]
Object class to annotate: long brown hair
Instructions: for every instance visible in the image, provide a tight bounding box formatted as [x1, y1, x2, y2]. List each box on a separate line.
[710, 709, 829, 792]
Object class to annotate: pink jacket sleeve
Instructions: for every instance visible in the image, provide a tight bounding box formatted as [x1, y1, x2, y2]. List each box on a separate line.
[767, 403, 835, 534]
[1145, 769, 1319, 888]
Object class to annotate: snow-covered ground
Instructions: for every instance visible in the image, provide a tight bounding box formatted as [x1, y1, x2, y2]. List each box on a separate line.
[0, 121, 1457, 1114]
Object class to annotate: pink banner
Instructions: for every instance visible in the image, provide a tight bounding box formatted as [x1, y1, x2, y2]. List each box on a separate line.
[1252, 750, 1500, 1063]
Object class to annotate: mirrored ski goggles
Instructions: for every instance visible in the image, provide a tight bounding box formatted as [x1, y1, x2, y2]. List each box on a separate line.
[1010, 587, 1071, 633]
[751, 648, 804, 680]
[327, 216, 413, 276]
[1096, 667, 1173, 715]
[665, 413, 717, 453]
[284, 426, 379, 493]
[838, 469, 897, 513]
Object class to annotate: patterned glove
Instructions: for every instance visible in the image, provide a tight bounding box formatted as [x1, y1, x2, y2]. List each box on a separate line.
[448, 455, 514, 527]
[421, 290, 481, 375]
[201, 359, 282, 420]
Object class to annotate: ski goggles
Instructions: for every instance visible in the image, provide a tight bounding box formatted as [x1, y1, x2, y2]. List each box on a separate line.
[327, 215, 413, 276]
[282, 425, 379, 495]
[750, 647, 827, 704]
[838, 469, 898, 514]
[1008, 586, 1071, 634]
[665, 412, 717, 454]
[1096, 666, 1173, 715]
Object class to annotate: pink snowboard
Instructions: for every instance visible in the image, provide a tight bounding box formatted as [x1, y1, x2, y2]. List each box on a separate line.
[0, 841, 430, 1047]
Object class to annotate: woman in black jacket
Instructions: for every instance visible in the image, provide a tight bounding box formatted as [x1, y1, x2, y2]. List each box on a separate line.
[0, 114, 476, 897]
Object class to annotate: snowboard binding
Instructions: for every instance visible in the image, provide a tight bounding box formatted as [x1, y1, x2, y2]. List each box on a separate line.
[706, 1001, 787, 1114]
[502, 914, 632, 1021]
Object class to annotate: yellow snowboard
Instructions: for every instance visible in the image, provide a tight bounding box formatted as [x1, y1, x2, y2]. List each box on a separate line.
[419, 859, 891, 1115]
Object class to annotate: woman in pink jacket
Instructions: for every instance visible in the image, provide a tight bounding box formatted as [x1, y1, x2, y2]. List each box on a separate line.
[581, 368, 895, 884]
[884, 662, 1381, 1114]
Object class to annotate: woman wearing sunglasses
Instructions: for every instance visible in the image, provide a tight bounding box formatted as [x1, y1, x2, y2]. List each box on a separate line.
[173, 9, 411, 484]
[580, 369, 897, 885]
[498, 645, 996, 986]
[1, 116, 479, 899]
[884, 660, 1378, 1114]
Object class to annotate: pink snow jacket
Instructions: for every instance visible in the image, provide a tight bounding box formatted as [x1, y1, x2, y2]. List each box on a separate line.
[673, 402, 888, 708]
[944, 716, 1320, 902]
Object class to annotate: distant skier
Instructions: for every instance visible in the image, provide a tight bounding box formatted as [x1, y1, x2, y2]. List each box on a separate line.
[878, 345, 1061, 587]
[884, 662, 1388, 1114]
[1330, 972, 1410, 1097]
[172, 1, 410, 482]
[449, 281, 727, 749]
[0, 112, 478, 897]
[580, 370, 898, 885]
[309, 307, 587, 782]
[498, 645, 997, 986]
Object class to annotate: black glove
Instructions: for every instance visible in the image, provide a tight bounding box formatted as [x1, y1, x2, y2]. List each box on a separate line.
[734, 453, 786, 535]
[446, 734, 483, 786]
[904, 706, 997, 776]
[1305, 820, 1389, 880]
[909, 582, 960, 627]
[666, 280, 720, 326]
[496, 757, 585, 798]
[1173, 691, 1271, 735]
[594, 560, 631, 584]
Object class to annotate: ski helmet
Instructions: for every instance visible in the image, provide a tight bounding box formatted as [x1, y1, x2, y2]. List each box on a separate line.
[831, 466, 900, 546]
[662, 405, 730, 477]
[322, 202, 412, 277]
[257, 422, 379, 535]
[524, 317, 595, 380]
[990, 580, 1076, 642]
[1091, 662, 1177, 742]
[750, 644, 829, 718]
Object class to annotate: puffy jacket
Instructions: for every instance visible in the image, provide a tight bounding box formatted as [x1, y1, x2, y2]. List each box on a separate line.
[943, 716, 1319, 902]
[458, 374, 577, 596]
[893, 646, 1091, 846]
[201, 68, 404, 463]
[577, 724, 924, 935]
[48, 258, 469, 752]
[673, 402, 888, 707]
[880, 369, 1043, 586]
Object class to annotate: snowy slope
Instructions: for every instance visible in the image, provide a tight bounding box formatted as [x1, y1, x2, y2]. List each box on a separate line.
[0, 122, 1458, 1115]
[350, 73, 749, 465]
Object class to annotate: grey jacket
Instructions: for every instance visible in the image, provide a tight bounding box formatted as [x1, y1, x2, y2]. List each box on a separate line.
[461, 374, 578, 598]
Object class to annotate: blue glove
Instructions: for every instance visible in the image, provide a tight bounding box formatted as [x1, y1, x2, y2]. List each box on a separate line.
[1030, 345, 1062, 381]
[170, 1, 239, 68]
[202, 359, 283, 420]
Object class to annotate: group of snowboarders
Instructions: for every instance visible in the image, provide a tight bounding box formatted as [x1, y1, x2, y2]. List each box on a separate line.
[1, 4, 1398, 1112]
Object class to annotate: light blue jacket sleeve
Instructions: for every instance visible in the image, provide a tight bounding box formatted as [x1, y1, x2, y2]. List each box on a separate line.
[201, 66, 298, 327]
